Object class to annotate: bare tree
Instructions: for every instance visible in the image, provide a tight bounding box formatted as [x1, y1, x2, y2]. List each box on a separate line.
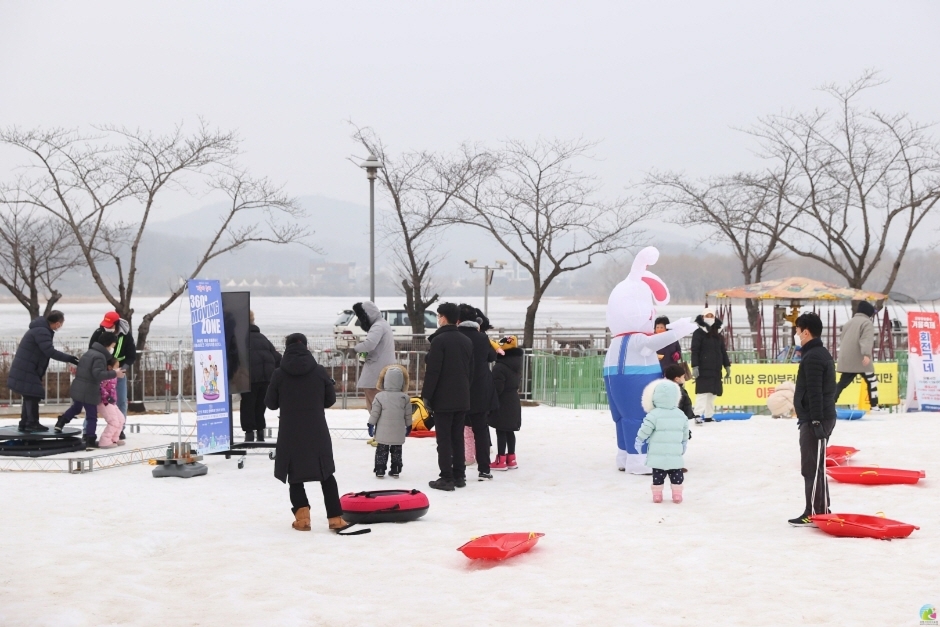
[747, 71, 940, 296]
[352, 126, 472, 334]
[644, 169, 798, 334]
[448, 138, 646, 347]
[0, 204, 85, 319]
[0, 123, 309, 351]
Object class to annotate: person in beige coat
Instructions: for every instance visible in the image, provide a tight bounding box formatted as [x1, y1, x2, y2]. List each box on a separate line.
[834, 301, 878, 407]
[767, 381, 795, 418]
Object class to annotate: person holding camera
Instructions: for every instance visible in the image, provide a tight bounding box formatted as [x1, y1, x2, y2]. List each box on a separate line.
[789, 312, 837, 527]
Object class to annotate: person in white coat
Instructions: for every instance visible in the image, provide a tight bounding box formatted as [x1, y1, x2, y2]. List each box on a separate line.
[352, 301, 396, 411]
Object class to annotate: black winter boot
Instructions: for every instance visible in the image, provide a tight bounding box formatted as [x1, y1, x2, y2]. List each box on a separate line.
[375, 467, 385, 478]
[83, 435, 99, 449]
[54, 415, 68, 433]
[244, 430, 255, 443]
[389, 464, 401, 478]
[428, 478, 455, 491]
[256, 430, 265, 442]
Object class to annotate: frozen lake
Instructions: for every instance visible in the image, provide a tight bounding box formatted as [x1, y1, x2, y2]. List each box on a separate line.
[1, 295, 920, 340]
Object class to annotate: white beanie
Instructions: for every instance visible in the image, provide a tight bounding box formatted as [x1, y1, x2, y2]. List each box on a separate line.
[702, 307, 716, 318]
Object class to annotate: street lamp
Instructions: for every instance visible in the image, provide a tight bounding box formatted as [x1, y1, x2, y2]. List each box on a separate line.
[465, 260, 507, 317]
[360, 153, 383, 302]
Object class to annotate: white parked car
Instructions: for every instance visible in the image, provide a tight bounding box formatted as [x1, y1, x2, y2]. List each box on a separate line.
[333, 309, 438, 350]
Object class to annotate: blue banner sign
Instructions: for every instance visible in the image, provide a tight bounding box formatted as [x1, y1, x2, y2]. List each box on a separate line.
[188, 279, 231, 453]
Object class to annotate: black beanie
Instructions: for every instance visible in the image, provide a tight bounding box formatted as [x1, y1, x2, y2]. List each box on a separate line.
[856, 301, 875, 318]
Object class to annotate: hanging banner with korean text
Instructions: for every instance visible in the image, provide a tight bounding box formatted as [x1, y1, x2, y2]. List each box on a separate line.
[906, 311, 940, 412]
[188, 279, 232, 452]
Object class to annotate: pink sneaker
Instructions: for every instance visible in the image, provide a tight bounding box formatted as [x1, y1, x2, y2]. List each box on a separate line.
[671, 485, 684, 504]
[651, 485, 663, 503]
[491, 455, 509, 471]
[507, 454, 518, 469]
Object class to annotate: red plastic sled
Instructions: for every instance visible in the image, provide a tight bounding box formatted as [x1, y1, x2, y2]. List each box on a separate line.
[811, 513, 919, 539]
[340, 489, 430, 524]
[826, 466, 926, 485]
[408, 430, 436, 438]
[457, 532, 545, 560]
[825, 445, 860, 467]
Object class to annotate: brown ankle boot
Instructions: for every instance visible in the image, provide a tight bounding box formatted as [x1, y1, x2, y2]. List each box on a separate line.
[328, 516, 350, 532]
[292, 506, 311, 531]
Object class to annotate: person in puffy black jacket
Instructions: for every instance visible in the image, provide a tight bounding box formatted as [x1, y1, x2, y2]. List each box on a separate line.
[789, 312, 837, 527]
[240, 311, 282, 442]
[456, 304, 497, 478]
[7, 311, 79, 433]
[266, 333, 362, 535]
[488, 336, 523, 470]
[422, 302, 473, 491]
[690, 308, 731, 422]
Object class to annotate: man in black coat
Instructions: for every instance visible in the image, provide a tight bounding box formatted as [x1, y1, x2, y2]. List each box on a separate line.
[457, 304, 498, 479]
[265, 333, 364, 535]
[422, 302, 474, 491]
[7, 311, 79, 432]
[789, 312, 837, 527]
[241, 311, 282, 442]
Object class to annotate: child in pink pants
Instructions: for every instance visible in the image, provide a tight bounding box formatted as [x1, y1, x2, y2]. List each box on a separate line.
[97, 358, 126, 448]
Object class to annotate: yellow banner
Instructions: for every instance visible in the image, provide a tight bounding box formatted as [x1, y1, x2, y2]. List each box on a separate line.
[686, 362, 898, 407]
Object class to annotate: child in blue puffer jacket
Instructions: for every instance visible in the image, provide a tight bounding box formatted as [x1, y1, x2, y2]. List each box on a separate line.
[635, 379, 690, 504]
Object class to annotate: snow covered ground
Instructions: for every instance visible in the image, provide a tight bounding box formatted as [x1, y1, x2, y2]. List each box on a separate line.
[1, 407, 937, 626]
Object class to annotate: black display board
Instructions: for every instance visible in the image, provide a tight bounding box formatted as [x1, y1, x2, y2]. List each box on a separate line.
[221, 291, 251, 395]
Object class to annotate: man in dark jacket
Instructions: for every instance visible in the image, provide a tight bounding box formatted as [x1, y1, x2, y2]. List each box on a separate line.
[265, 333, 364, 535]
[8, 311, 80, 433]
[89, 312, 136, 420]
[457, 304, 498, 480]
[790, 312, 837, 527]
[241, 311, 282, 442]
[422, 302, 474, 491]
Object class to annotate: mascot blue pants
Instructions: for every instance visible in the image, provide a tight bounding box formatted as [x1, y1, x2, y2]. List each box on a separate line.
[604, 335, 661, 474]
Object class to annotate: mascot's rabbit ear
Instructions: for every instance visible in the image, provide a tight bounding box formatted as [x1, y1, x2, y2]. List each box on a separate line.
[628, 246, 671, 305]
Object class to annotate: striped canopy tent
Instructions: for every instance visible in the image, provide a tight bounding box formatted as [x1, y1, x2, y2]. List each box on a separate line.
[706, 277, 891, 359]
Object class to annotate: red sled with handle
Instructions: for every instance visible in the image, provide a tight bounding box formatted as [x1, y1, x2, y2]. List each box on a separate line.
[457, 533, 545, 560]
[811, 513, 919, 539]
[340, 489, 430, 524]
[826, 466, 926, 485]
[825, 445, 860, 467]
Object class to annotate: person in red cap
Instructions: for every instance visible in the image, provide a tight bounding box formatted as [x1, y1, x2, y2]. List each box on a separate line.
[88, 312, 136, 437]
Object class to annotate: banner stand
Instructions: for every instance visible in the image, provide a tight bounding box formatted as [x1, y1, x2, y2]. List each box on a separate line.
[152, 339, 208, 478]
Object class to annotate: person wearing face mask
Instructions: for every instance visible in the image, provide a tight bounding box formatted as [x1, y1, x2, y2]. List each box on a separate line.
[89, 312, 137, 434]
[789, 312, 837, 527]
[690, 307, 731, 423]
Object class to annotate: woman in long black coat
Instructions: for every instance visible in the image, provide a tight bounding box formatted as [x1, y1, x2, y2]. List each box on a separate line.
[487, 336, 523, 470]
[690, 309, 731, 423]
[655, 316, 683, 374]
[265, 333, 366, 535]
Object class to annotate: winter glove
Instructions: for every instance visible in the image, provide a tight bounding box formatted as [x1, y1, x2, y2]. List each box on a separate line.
[69, 355, 80, 365]
[672, 352, 681, 363]
[367, 423, 375, 437]
[634, 439, 645, 454]
[692, 367, 700, 379]
[405, 426, 412, 436]
[811, 420, 827, 440]
[725, 366, 732, 379]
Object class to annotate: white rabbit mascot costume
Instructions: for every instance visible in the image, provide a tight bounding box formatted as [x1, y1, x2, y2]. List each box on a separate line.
[604, 247, 698, 474]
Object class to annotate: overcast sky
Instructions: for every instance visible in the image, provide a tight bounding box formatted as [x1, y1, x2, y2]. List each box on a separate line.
[2, 1, 939, 223]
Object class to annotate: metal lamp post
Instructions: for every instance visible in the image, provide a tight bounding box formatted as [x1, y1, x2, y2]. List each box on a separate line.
[360, 154, 382, 302]
[465, 260, 507, 317]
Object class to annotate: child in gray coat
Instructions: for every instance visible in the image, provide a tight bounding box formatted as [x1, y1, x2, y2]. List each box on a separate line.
[368, 365, 412, 478]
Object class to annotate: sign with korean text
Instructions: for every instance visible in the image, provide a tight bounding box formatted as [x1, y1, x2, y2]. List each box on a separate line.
[686, 362, 899, 407]
[906, 311, 940, 412]
[188, 279, 232, 453]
